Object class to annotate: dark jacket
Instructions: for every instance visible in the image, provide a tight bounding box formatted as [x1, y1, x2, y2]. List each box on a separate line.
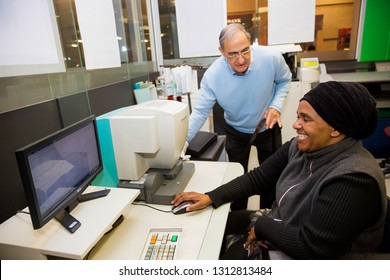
[207, 138, 387, 259]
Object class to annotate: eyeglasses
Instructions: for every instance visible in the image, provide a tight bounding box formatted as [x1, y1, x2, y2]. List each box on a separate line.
[227, 47, 251, 60]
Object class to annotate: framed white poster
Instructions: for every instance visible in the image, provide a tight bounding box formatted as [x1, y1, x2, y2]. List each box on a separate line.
[268, 0, 316, 45]
[176, 0, 227, 58]
[74, 0, 121, 70]
[0, 0, 65, 77]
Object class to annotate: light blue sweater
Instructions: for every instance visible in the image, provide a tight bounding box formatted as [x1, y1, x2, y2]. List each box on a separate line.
[187, 45, 292, 142]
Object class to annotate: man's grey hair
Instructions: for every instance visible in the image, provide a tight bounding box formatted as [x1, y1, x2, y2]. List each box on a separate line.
[219, 23, 251, 50]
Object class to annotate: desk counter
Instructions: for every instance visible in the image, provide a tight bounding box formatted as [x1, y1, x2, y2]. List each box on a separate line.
[0, 161, 243, 260]
[89, 161, 243, 260]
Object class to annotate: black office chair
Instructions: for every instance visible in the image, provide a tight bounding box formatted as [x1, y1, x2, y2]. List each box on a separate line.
[379, 126, 390, 175]
[377, 196, 390, 253]
[375, 126, 390, 254]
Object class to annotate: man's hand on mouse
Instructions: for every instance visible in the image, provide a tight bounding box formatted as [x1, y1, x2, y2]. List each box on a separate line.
[171, 192, 212, 212]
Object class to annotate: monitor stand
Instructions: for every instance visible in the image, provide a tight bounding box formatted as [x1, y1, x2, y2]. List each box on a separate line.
[55, 209, 81, 233]
[78, 188, 111, 202]
[55, 189, 111, 234]
[149, 162, 195, 204]
[117, 161, 195, 205]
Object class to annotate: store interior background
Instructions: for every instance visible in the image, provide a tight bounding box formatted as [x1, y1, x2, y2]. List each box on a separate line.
[0, 0, 389, 223]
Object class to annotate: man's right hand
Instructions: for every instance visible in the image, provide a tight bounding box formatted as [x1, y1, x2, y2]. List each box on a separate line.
[180, 141, 191, 160]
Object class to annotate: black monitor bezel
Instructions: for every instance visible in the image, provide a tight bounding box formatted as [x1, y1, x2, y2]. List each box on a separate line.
[15, 115, 103, 230]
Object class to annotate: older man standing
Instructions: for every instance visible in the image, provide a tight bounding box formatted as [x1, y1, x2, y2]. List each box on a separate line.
[184, 23, 291, 210]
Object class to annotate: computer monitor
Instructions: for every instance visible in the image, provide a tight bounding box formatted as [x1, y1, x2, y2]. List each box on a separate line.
[110, 100, 188, 181]
[15, 116, 103, 233]
[95, 100, 194, 204]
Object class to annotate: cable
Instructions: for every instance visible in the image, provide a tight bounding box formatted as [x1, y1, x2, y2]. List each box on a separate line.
[132, 202, 172, 213]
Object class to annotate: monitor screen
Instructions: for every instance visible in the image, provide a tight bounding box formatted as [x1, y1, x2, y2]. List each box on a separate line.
[15, 116, 103, 232]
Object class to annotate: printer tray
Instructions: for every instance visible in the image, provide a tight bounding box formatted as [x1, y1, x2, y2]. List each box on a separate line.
[187, 131, 217, 158]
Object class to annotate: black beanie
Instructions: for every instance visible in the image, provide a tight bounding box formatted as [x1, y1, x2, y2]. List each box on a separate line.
[300, 81, 377, 139]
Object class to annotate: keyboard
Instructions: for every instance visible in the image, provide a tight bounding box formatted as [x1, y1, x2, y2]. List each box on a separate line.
[140, 228, 182, 260]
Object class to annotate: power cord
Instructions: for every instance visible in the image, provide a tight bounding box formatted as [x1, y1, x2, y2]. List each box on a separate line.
[132, 202, 172, 213]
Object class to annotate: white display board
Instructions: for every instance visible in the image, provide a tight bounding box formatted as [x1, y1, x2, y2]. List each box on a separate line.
[0, 0, 65, 77]
[268, 0, 316, 45]
[74, 0, 121, 70]
[176, 0, 227, 58]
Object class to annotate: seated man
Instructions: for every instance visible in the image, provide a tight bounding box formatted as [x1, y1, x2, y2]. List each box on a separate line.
[172, 81, 387, 259]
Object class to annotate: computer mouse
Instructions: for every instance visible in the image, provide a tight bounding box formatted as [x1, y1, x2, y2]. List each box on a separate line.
[171, 200, 194, 215]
